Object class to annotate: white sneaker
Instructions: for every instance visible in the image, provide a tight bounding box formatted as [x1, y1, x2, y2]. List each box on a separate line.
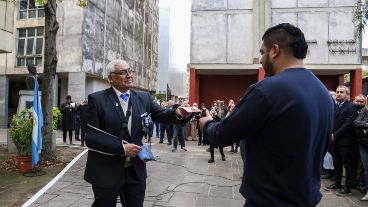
[361, 194, 368, 201]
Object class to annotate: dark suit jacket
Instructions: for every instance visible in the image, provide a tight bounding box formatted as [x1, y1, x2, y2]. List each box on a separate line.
[60, 102, 76, 130]
[333, 100, 357, 146]
[84, 87, 179, 188]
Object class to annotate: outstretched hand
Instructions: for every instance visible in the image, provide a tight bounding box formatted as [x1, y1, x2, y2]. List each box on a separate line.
[175, 104, 191, 118]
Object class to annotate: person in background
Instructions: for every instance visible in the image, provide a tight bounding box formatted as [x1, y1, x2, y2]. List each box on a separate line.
[208, 100, 226, 163]
[75, 100, 82, 141]
[354, 95, 368, 200]
[79, 98, 88, 147]
[60, 95, 76, 145]
[326, 86, 357, 196]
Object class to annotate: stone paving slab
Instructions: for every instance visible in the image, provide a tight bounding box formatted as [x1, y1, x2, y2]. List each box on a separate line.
[20, 134, 368, 206]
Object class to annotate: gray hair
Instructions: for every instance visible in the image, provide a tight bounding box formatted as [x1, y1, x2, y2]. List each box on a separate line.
[104, 59, 129, 79]
[336, 85, 350, 95]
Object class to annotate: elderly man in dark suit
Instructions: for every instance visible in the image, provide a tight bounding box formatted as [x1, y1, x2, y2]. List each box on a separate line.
[85, 59, 189, 207]
[325, 85, 357, 196]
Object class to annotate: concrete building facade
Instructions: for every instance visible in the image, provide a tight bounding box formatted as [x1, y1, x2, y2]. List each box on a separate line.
[0, 1, 14, 53]
[0, 0, 159, 128]
[189, 0, 362, 107]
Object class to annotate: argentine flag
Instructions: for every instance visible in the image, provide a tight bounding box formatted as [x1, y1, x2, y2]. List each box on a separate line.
[31, 78, 43, 167]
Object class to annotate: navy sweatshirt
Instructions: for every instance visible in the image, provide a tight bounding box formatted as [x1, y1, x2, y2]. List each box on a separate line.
[205, 68, 334, 207]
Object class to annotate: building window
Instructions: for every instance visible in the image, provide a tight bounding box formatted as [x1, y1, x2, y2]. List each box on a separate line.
[16, 27, 44, 67]
[19, 0, 45, 19]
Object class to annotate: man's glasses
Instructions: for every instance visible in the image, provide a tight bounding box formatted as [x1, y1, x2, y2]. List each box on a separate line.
[110, 69, 136, 76]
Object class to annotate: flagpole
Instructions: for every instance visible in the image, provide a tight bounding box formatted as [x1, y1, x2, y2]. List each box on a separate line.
[24, 71, 45, 177]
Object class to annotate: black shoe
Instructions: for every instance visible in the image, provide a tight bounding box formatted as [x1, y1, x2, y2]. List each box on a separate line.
[360, 187, 367, 194]
[222, 156, 226, 161]
[75, 138, 80, 141]
[208, 159, 214, 163]
[324, 183, 341, 191]
[159, 141, 163, 144]
[321, 174, 333, 179]
[233, 149, 238, 153]
[336, 187, 352, 196]
[167, 142, 172, 145]
[198, 143, 202, 146]
[230, 149, 234, 152]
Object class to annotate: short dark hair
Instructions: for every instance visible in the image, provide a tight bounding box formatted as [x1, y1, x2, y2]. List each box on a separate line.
[262, 23, 308, 59]
[66, 95, 71, 100]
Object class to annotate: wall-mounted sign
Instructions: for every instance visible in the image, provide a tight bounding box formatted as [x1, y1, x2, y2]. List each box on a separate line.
[327, 40, 356, 45]
[329, 48, 356, 55]
[306, 40, 317, 44]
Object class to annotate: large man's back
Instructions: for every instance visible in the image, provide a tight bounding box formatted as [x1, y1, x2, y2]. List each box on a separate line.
[243, 68, 334, 207]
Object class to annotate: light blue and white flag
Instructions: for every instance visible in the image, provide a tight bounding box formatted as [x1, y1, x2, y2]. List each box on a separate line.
[31, 78, 43, 167]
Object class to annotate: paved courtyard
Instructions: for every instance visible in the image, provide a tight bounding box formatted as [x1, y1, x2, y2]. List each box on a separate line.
[2, 129, 367, 207]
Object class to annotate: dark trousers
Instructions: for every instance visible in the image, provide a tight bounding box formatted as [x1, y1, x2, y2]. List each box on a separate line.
[209, 145, 225, 160]
[155, 122, 160, 136]
[173, 124, 185, 149]
[160, 124, 173, 144]
[62, 130, 73, 143]
[80, 122, 87, 145]
[91, 167, 146, 207]
[75, 118, 80, 139]
[332, 144, 357, 189]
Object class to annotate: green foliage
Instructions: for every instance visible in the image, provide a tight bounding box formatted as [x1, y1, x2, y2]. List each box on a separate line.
[52, 107, 61, 132]
[354, 0, 368, 37]
[9, 107, 62, 155]
[9, 109, 33, 156]
[152, 93, 166, 102]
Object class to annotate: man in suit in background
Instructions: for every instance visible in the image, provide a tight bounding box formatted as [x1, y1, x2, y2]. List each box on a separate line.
[85, 59, 189, 207]
[325, 85, 357, 196]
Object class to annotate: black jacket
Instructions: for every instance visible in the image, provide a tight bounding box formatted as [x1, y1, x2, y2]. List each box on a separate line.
[60, 102, 76, 130]
[84, 87, 179, 188]
[353, 107, 368, 147]
[333, 100, 357, 146]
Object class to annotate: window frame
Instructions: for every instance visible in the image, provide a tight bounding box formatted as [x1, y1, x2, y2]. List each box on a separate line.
[18, 0, 45, 19]
[16, 27, 44, 67]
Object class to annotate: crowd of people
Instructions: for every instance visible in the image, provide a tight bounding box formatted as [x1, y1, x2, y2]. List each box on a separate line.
[323, 86, 368, 201]
[154, 98, 244, 164]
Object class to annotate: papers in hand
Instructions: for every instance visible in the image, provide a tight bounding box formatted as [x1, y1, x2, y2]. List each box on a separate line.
[181, 106, 201, 113]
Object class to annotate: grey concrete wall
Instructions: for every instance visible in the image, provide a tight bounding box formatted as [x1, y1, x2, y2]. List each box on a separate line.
[0, 1, 14, 53]
[271, 0, 361, 65]
[82, 0, 159, 91]
[0, 76, 9, 128]
[191, 0, 254, 64]
[85, 77, 109, 97]
[68, 72, 86, 102]
[191, 14, 227, 63]
[192, 0, 227, 11]
[56, 0, 84, 73]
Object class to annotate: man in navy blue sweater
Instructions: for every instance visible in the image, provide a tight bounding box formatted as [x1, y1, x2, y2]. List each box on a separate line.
[199, 23, 335, 207]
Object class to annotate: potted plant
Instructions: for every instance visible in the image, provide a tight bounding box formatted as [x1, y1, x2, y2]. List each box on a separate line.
[9, 108, 33, 173]
[9, 107, 62, 173]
